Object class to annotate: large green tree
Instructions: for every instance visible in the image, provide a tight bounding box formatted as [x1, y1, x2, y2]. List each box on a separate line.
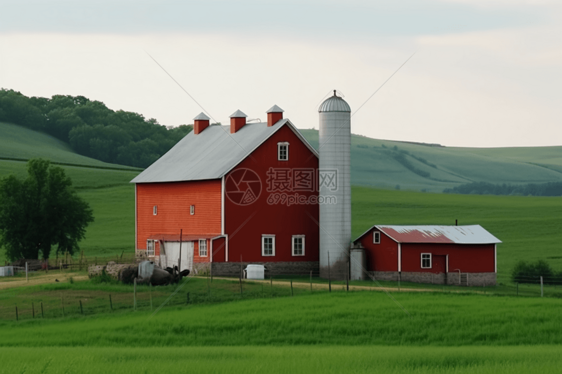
[0, 159, 94, 260]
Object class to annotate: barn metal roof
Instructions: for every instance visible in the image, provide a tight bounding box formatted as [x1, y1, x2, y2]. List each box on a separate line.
[355, 225, 501, 244]
[131, 119, 318, 184]
[319, 94, 351, 113]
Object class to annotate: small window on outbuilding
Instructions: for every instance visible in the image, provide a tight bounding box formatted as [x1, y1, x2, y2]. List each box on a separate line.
[153, 206, 158, 216]
[421, 253, 432, 269]
[373, 231, 381, 244]
[190, 205, 195, 215]
[278, 142, 289, 161]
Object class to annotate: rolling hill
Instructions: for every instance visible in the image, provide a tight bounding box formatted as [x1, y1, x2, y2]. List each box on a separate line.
[300, 129, 562, 192]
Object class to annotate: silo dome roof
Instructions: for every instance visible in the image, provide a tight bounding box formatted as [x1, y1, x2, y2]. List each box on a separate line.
[319, 92, 351, 113]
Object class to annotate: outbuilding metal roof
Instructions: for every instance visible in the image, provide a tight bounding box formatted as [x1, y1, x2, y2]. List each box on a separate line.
[319, 95, 351, 113]
[355, 225, 501, 244]
[132, 119, 318, 184]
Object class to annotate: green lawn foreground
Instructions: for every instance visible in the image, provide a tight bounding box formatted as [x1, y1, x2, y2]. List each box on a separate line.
[1, 289, 562, 373]
[0, 346, 561, 374]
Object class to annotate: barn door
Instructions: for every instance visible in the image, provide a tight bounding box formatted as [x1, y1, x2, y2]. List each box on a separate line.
[160, 241, 194, 272]
[433, 255, 447, 284]
[432, 255, 446, 274]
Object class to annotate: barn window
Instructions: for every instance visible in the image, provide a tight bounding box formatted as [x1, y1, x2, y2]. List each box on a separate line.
[278, 142, 289, 161]
[262, 235, 275, 256]
[147, 240, 155, 256]
[153, 205, 158, 216]
[373, 231, 381, 244]
[421, 253, 432, 269]
[190, 205, 195, 215]
[199, 239, 207, 257]
[292, 235, 305, 256]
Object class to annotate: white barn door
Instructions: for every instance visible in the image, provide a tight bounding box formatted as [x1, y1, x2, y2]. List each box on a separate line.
[161, 241, 194, 272]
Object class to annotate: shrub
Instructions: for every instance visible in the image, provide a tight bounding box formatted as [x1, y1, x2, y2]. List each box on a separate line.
[511, 260, 557, 284]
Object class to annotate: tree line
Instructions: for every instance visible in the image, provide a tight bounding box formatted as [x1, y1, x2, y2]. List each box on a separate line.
[443, 181, 562, 196]
[0, 89, 193, 168]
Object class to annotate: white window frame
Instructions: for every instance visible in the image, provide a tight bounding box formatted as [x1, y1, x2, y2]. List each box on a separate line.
[153, 205, 158, 216]
[199, 239, 208, 257]
[278, 142, 289, 161]
[373, 231, 381, 244]
[262, 235, 276, 256]
[292, 235, 305, 256]
[147, 239, 155, 256]
[421, 253, 432, 269]
[190, 205, 195, 215]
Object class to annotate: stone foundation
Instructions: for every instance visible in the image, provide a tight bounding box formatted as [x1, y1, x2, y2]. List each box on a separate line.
[211, 261, 319, 277]
[88, 262, 135, 280]
[367, 271, 496, 286]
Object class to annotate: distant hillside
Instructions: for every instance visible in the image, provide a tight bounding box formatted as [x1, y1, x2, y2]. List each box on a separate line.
[299, 129, 562, 192]
[0, 89, 191, 168]
[0, 121, 139, 169]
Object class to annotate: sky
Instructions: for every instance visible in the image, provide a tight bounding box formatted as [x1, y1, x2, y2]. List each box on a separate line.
[0, 0, 560, 147]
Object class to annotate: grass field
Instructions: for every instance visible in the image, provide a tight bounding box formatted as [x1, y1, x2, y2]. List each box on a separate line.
[1, 284, 562, 373]
[0, 122, 139, 169]
[0, 346, 561, 374]
[300, 129, 562, 192]
[3, 282, 562, 346]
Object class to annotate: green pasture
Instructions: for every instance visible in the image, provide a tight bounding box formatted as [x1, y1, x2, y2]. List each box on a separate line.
[0, 346, 561, 374]
[2, 287, 562, 346]
[300, 129, 562, 192]
[0, 121, 129, 168]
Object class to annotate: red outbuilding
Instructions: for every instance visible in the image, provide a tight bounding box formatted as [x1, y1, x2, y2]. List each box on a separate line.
[353, 225, 501, 286]
[132, 106, 320, 276]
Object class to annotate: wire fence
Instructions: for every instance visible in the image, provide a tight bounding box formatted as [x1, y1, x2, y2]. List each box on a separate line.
[2, 269, 561, 322]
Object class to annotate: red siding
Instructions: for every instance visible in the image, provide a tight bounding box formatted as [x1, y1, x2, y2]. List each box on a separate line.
[358, 230, 398, 272]
[136, 180, 221, 251]
[402, 243, 495, 273]
[358, 228, 495, 273]
[225, 125, 319, 263]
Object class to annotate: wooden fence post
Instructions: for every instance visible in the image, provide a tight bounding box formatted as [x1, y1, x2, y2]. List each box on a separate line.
[15, 306, 18, 321]
[41, 302, 44, 318]
[79, 300, 83, 315]
[32, 302, 35, 318]
[134, 278, 137, 310]
[109, 294, 113, 311]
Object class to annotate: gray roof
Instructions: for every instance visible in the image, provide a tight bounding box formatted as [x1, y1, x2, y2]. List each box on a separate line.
[230, 109, 247, 118]
[267, 104, 284, 113]
[132, 119, 318, 184]
[355, 225, 501, 244]
[319, 94, 351, 113]
[193, 112, 210, 120]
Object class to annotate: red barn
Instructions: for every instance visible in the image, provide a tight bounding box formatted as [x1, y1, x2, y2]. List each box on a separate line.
[132, 106, 320, 276]
[353, 225, 501, 286]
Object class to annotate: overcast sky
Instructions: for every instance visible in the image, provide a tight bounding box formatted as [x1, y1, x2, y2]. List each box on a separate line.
[1, 0, 560, 147]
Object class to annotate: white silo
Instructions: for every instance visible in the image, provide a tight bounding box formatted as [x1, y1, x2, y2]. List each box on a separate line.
[319, 91, 351, 279]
